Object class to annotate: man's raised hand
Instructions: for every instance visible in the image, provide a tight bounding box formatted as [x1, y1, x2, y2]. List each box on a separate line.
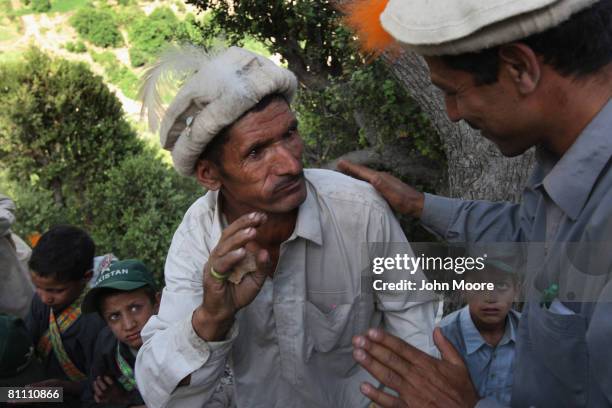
[193, 212, 272, 341]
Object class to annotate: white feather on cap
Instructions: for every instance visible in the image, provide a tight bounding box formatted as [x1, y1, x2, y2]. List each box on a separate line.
[139, 45, 210, 134]
[139, 46, 298, 176]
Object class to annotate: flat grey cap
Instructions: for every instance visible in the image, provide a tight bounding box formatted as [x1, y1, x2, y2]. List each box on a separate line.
[380, 0, 600, 55]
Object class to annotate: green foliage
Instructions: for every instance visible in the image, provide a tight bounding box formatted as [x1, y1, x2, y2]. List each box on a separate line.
[0, 48, 142, 196]
[188, 0, 355, 79]
[48, 0, 89, 13]
[30, 0, 50, 12]
[114, 4, 144, 26]
[86, 148, 202, 279]
[174, 13, 210, 48]
[0, 49, 202, 280]
[128, 7, 178, 67]
[71, 7, 124, 47]
[90, 50, 139, 99]
[298, 62, 444, 165]
[64, 40, 87, 53]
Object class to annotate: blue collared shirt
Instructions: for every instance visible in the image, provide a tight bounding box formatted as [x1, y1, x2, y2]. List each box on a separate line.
[439, 306, 520, 406]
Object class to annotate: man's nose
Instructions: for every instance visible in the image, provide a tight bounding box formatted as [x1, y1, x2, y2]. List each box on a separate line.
[273, 145, 302, 175]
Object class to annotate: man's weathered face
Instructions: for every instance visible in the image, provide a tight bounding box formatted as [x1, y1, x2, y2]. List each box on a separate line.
[425, 56, 539, 157]
[212, 98, 307, 214]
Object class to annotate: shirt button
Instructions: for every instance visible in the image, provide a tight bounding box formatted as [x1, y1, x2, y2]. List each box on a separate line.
[491, 373, 496, 379]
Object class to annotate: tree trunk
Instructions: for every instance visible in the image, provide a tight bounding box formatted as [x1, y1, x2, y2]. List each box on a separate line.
[384, 51, 534, 202]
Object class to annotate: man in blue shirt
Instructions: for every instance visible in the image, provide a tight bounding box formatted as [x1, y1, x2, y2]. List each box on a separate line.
[341, 0, 612, 406]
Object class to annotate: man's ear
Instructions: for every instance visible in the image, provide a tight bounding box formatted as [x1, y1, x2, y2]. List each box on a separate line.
[83, 269, 93, 283]
[498, 43, 541, 94]
[195, 159, 222, 191]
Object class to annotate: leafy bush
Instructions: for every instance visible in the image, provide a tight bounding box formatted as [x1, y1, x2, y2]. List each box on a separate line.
[0, 49, 202, 281]
[30, 0, 50, 12]
[65, 40, 87, 53]
[71, 7, 124, 48]
[128, 7, 178, 67]
[114, 4, 144, 26]
[174, 13, 210, 47]
[86, 148, 202, 279]
[0, 48, 143, 196]
[90, 50, 139, 99]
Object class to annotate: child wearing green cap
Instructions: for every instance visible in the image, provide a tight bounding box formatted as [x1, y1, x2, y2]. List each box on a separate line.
[25, 225, 106, 406]
[438, 261, 521, 406]
[81, 259, 160, 408]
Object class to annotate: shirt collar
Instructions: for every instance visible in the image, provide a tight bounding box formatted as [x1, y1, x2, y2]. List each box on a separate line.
[537, 98, 612, 221]
[460, 306, 518, 354]
[460, 306, 486, 355]
[208, 175, 323, 246]
[289, 178, 323, 245]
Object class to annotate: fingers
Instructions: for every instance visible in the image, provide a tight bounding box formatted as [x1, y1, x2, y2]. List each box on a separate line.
[433, 327, 464, 366]
[214, 227, 255, 261]
[365, 329, 431, 369]
[252, 245, 272, 280]
[208, 212, 268, 279]
[219, 212, 267, 244]
[208, 248, 247, 281]
[360, 382, 408, 408]
[93, 377, 105, 400]
[353, 335, 411, 379]
[337, 160, 379, 184]
[353, 347, 406, 391]
[356, 330, 450, 394]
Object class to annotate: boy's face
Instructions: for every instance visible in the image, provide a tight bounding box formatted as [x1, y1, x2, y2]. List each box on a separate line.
[465, 270, 517, 327]
[30, 272, 88, 311]
[100, 288, 159, 349]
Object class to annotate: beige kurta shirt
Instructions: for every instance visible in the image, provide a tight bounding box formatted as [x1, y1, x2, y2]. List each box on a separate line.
[136, 169, 438, 408]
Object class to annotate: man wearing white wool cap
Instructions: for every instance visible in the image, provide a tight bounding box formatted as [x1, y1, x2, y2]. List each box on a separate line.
[341, 0, 612, 407]
[134, 46, 438, 407]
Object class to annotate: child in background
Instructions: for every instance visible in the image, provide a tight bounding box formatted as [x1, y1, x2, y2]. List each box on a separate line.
[0, 313, 45, 387]
[438, 260, 520, 406]
[81, 259, 160, 407]
[25, 225, 106, 406]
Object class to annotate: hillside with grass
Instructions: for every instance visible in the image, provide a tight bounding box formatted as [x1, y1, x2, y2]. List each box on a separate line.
[0, 0, 270, 126]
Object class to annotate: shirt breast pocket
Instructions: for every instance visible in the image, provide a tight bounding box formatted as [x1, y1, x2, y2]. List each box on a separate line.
[305, 300, 356, 353]
[304, 294, 375, 354]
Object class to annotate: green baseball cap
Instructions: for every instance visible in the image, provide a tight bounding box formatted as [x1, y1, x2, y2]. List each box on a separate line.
[82, 259, 157, 314]
[0, 314, 35, 378]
